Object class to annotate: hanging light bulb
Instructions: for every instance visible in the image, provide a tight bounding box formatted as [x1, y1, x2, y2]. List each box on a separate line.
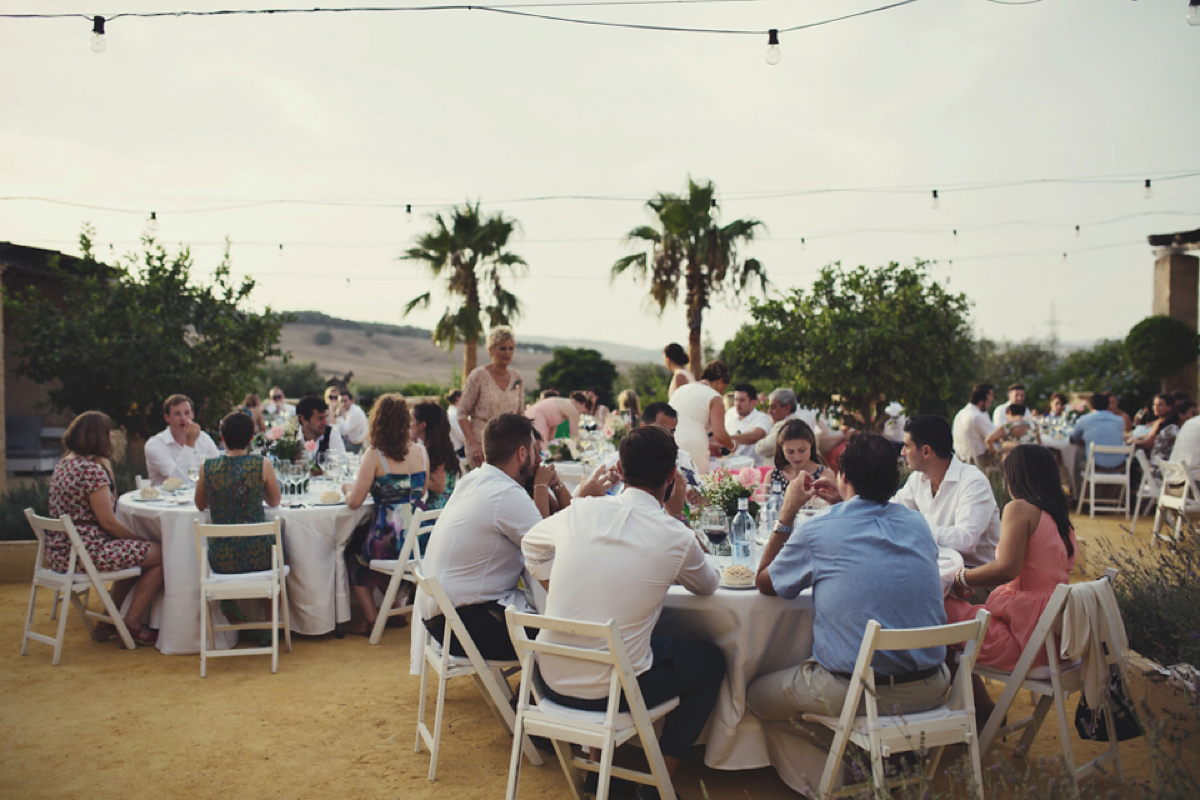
[1189, 0, 1200, 26]
[405, 204, 413, 221]
[930, 190, 940, 210]
[1074, 225, 1081, 238]
[1143, 179, 1153, 199]
[1062, 252, 1068, 262]
[146, 212, 159, 233]
[765, 29, 781, 66]
[90, 16, 106, 53]
[800, 237, 806, 251]
[952, 229, 958, 239]
[709, 198, 719, 221]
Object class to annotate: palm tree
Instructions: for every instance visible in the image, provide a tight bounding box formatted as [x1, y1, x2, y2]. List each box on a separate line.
[612, 179, 766, 372]
[401, 202, 527, 379]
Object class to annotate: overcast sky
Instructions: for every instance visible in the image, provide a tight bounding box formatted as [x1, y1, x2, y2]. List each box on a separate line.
[3, 0, 1198, 358]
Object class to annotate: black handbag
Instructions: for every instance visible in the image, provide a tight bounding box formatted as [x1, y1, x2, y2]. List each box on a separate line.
[1074, 664, 1145, 742]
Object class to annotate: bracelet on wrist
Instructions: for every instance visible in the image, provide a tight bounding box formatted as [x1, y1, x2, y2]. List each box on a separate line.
[534, 483, 550, 492]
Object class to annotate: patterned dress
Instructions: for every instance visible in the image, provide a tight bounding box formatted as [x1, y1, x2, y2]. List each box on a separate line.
[47, 457, 150, 573]
[767, 466, 831, 510]
[460, 365, 524, 449]
[426, 471, 457, 511]
[203, 454, 271, 573]
[347, 449, 427, 588]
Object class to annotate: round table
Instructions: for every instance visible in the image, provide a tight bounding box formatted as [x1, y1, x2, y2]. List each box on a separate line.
[117, 490, 373, 654]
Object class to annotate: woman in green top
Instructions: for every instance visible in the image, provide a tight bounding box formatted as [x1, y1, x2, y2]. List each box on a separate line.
[195, 412, 282, 572]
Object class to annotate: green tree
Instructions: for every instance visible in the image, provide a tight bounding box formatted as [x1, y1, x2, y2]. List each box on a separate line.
[726, 261, 974, 429]
[973, 338, 1060, 411]
[401, 202, 527, 380]
[620, 363, 671, 406]
[1055, 339, 1158, 413]
[259, 360, 324, 398]
[6, 227, 287, 438]
[612, 178, 766, 372]
[536, 348, 618, 408]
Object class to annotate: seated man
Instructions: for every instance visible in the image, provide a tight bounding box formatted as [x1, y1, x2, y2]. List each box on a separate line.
[747, 433, 949, 747]
[144, 394, 220, 485]
[419, 413, 607, 660]
[1070, 392, 1127, 472]
[992, 382, 1032, 427]
[335, 390, 368, 454]
[893, 414, 1001, 568]
[264, 387, 295, 418]
[952, 383, 1004, 465]
[601, 401, 699, 516]
[296, 395, 346, 457]
[724, 384, 773, 466]
[522, 425, 723, 795]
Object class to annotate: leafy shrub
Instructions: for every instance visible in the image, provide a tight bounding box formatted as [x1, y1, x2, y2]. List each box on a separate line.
[313, 329, 334, 346]
[1106, 530, 1200, 667]
[259, 360, 324, 398]
[1125, 315, 1199, 383]
[0, 480, 50, 541]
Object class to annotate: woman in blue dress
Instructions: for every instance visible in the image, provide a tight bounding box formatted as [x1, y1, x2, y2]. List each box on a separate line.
[343, 393, 428, 636]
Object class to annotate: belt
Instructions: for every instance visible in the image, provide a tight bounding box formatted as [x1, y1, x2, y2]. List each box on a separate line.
[832, 665, 942, 686]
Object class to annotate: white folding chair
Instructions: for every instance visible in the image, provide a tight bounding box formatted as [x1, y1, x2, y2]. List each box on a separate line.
[504, 607, 680, 800]
[975, 569, 1125, 793]
[367, 508, 441, 645]
[1076, 443, 1134, 519]
[134, 474, 150, 490]
[194, 519, 292, 676]
[411, 567, 544, 781]
[21, 509, 141, 663]
[801, 610, 992, 800]
[1130, 450, 1161, 535]
[1151, 461, 1200, 548]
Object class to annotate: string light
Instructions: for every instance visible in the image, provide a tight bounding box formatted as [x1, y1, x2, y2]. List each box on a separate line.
[930, 189, 940, 210]
[1143, 179, 1153, 199]
[765, 29, 781, 65]
[1074, 224, 1080, 238]
[952, 229, 957, 239]
[146, 211, 158, 232]
[709, 198, 719, 220]
[405, 203, 412, 220]
[800, 237, 806, 251]
[90, 16, 105, 52]
[1189, 0, 1200, 26]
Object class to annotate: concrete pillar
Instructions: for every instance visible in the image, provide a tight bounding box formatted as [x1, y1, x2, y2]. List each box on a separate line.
[0, 264, 7, 493]
[1152, 251, 1199, 397]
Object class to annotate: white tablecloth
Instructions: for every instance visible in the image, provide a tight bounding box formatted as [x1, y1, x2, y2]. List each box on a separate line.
[117, 491, 373, 654]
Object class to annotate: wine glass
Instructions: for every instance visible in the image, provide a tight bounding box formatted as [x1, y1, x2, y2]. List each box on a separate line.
[701, 506, 730, 557]
[186, 455, 201, 486]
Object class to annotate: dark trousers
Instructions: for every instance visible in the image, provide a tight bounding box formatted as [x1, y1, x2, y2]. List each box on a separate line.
[426, 601, 522, 662]
[539, 635, 726, 760]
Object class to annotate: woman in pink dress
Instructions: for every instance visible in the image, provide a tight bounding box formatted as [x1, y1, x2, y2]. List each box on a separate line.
[945, 444, 1077, 723]
[458, 326, 524, 467]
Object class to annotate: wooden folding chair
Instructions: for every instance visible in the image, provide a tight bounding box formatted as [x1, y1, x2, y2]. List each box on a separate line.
[411, 567, 544, 781]
[367, 508, 440, 645]
[194, 519, 292, 676]
[21, 510, 141, 663]
[504, 606, 680, 800]
[802, 610, 992, 800]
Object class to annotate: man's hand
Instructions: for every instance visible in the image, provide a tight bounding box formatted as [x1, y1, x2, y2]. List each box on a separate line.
[184, 421, 202, 447]
[533, 463, 556, 488]
[578, 464, 619, 497]
[810, 473, 840, 503]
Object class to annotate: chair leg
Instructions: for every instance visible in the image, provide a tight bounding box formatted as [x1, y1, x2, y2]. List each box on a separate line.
[1018, 695, 1053, 753]
[51, 588, 74, 666]
[271, 587, 280, 674]
[428, 666, 450, 780]
[50, 589, 62, 621]
[369, 569, 404, 645]
[280, 573, 293, 653]
[554, 739, 586, 800]
[21, 582, 41, 656]
[504, 708, 526, 800]
[200, 591, 209, 678]
[596, 741, 616, 800]
[415, 655, 430, 754]
[1053, 691, 1080, 796]
[91, 579, 135, 651]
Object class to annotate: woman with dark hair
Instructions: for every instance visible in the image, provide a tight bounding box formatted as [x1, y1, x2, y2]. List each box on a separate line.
[769, 419, 828, 508]
[342, 393, 428, 635]
[945, 444, 1078, 722]
[48, 411, 164, 646]
[410, 401, 461, 509]
[1149, 399, 1197, 480]
[663, 342, 693, 399]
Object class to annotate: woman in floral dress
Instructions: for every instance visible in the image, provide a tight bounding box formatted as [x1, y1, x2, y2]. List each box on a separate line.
[47, 411, 164, 646]
[459, 326, 523, 467]
[342, 394, 428, 635]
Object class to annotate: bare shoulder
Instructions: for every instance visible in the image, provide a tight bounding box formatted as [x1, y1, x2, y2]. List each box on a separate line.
[1002, 498, 1043, 525]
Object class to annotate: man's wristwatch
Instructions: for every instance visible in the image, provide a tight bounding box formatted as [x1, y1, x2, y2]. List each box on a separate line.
[772, 521, 794, 535]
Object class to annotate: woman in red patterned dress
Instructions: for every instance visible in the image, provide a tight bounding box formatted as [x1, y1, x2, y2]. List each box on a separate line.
[47, 411, 164, 646]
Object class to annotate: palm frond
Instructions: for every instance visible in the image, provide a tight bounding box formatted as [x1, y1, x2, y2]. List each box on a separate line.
[402, 292, 432, 316]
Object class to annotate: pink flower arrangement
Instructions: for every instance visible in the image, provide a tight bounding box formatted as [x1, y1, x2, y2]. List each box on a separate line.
[737, 467, 760, 487]
[303, 439, 318, 453]
[266, 425, 284, 441]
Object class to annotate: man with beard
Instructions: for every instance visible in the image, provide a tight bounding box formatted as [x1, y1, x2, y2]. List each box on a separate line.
[418, 413, 611, 660]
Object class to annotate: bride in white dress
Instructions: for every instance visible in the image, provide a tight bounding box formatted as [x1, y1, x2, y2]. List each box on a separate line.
[671, 360, 734, 475]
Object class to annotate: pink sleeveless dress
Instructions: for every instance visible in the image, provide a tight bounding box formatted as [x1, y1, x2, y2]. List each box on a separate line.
[945, 510, 1077, 670]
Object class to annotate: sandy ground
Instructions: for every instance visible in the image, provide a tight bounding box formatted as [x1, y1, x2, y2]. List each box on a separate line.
[0, 514, 1190, 800]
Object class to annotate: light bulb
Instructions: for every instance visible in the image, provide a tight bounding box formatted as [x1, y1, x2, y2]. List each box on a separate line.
[800, 237, 806, 251]
[146, 212, 159, 233]
[90, 16, 106, 53]
[1074, 225, 1081, 238]
[1062, 252, 1068, 262]
[952, 229, 958, 239]
[1189, 0, 1200, 26]
[765, 29, 781, 66]
[709, 198, 719, 221]
[931, 189, 940, 210]
[405, 203, 413, 221]
[1143, 179, 1153, 199]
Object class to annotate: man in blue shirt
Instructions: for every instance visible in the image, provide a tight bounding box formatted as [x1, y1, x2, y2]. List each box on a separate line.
[747, 433, 949, 744]
[1070, 392, 1128, 470]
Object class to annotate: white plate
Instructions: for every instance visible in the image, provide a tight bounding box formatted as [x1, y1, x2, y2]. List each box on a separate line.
[719, 581, 757, 590]
[132, 496, 166, 503]
[311, 499, 344, 506]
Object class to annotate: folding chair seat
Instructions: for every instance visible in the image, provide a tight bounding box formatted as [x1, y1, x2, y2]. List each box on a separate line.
[194, 520, 292, 676]
[1130, 450, 1161, 535]
[975, 569, 1126, 794]
[1076, 443, 1133, 518]
[1151, 461, 1200, 548]
[21, 510, 141, 663]
[366, 508, 440, 645]
[504, 606, 680, 800]
[801, 609, 992, 800]
[411, 567, 544, 782]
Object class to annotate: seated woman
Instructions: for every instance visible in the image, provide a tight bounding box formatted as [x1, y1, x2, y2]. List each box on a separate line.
[1149, 400, 1197, 480]
[944, 444, 1077, 725]
[241, 393, 267, 435]
[617, 389, 640, 428]
[523, 429, 573, 517]
[768, 419, 829, 509]
[999, 404, 1041, 457]
[341, 394, 428, 636]
[48, 411, 164, 647]
[524, 392, 589, 442]
[410, 401, 461, 509]
[195, 412, 282, 570]
[1133, 393, 1177, 452]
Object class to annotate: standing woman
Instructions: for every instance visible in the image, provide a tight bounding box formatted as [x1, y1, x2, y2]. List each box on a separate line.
[47, 411, 164, 646]
[663, 343, 694, 399]
[671, 360, 734, 475]
[410, 401, 462, 509]
[617, 389, 641, 428]
[459, 326, 524, 467]
[525, 392, 588, 442]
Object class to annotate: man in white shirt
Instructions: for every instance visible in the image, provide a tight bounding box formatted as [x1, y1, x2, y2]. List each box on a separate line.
[725, 384, 773, 466]
[144, 394, 220, 486]
[754, 388, 821, 462]
[952, 383, 1004, 464]
[894, 414, 1001, 568]
[600, 401, 699, 516]
[419, 413, 609, 660]
[446, 389, 466, 458]
[992, 383, 1032, 427]
[264, 387, 295, 418]
[296, 395, 346, 457]
[335, 390, 368, 453]
[1169, 415, 1200, 477]
[523, 425, 723, 788]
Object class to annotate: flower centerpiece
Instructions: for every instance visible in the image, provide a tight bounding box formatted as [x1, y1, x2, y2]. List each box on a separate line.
[602, 413, 632, 450]
[699, 467, 762, 519]
[545, 438, 579, 462]
[254, 420, 305, 463]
